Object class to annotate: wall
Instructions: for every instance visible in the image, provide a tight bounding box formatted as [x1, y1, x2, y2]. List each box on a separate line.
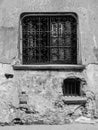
[0, 0, 98, 124]
[0, 0, 98, 64]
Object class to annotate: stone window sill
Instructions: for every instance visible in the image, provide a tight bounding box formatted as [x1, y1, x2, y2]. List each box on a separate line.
[62, 96, 87, 104]
[12, 64, 85, 71]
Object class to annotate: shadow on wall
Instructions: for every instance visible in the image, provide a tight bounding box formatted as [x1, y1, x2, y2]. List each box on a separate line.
[93, 47, 98, 61]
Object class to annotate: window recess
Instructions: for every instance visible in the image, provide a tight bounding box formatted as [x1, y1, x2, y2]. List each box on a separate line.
[20, 13, 78, 65]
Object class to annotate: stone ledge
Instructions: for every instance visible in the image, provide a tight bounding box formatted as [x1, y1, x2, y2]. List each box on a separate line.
[62, 96, 87, 104]
[13, 65, 85, 71]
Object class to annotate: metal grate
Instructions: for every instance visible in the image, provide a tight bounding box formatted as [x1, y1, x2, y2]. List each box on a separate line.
[62, 78, 81, 96]
[21, 14, 77, 64]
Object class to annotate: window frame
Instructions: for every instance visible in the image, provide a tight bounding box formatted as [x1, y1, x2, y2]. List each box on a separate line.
[13, 12, 84, 70]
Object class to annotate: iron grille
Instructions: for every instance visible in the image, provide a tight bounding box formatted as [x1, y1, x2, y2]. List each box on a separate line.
[21, 13, 77, 64]
[62, 78, 81, 96]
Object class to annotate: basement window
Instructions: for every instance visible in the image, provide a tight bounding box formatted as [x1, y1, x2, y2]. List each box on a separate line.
[62, 78, 82, 96]
[19, 12, 78, 65]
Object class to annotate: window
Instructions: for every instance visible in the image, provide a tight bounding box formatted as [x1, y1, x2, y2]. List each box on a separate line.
[62, 78, 81, 96]
[20, 12, 78, 65]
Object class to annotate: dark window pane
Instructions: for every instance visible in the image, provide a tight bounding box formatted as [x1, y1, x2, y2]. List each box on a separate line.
[58, 38, 65, 46]
[64, 48, 72, 64]
[40, 32, 49, 47]
[59, 48, 65, 61]
[62, 78, 81, 96]
[51, 23, 58, 37]
[40, 47, 49, 63]
[51, 38, 58, 46]
[21, 14, 77, 64]
[50, 47, 58, 62]
[40, 17, 49, 31]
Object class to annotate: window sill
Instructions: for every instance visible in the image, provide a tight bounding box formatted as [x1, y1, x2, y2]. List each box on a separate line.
[12, 64, 85, 71]
[62, 96, 87, 104]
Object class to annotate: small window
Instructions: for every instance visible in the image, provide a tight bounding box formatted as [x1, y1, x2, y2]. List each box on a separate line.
[20, 12, 78, 64]
[62, 78, 81, 96]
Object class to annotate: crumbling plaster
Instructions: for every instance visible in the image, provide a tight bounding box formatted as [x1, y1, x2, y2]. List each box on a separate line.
[0, 0, 98, 125]
[0, 63, 88, 124]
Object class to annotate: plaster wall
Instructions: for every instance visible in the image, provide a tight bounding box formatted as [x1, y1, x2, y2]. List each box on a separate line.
[0, 0, 98, 64]
[0, 0, 98, 124]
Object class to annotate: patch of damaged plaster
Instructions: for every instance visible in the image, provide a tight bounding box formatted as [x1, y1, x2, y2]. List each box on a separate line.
[0, 62, 97, 125]
[0, 0, 98, 125]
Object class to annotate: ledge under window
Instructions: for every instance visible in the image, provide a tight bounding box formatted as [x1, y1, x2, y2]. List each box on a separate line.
[62, 96, 87, 104]
[13, 64, 85, 71]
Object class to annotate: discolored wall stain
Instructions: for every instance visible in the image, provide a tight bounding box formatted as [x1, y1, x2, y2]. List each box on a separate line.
[93, 47, 98, 61]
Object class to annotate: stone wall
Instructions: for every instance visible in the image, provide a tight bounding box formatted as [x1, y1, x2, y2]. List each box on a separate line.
[0, 0, 98, 125]
[0, 63, 88, 124]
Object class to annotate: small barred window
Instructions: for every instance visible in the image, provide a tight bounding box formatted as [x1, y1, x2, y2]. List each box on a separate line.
[62, 78, 81, 96]
[20, 13, 78, 64]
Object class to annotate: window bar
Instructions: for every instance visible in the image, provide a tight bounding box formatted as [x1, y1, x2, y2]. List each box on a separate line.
[72, 81, 76, 96]
[78, 81, 80, 96]
[72, 81, 73, 96]
[72, 80, 74, 96]
[64, 22, 67, 62]
[72, 81, 74, 96]
[66, 81, 68, 96]
[58, 19, 60, 61]
[28, 21, 30, 63]
[68, 82, 69, 96]
[58, 21, 59, 61]
[29, 21, 31, 63]
[38, 17, 41, 63]
[70, 81, 72, 96]
[65, 81, 66, 96]
[68, 81, 70, 96]
[76, 81, 78, 96]
[67, 82, 69, 96]
[75, 80, 76, 96]
[35, 27, 37, 63]
[27, 23, 30, 63]
[68, 81, 71, 96]
[49, 16, 52, 63]
[71, 81, 72, 96]
[48, 17, 50, 63]
[80, 82, 81, 96]
[76, 80, 78, 96]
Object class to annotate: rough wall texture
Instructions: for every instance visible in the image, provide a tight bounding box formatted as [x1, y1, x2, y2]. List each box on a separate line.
[0, 64, 89, 124]
[0, 0, 98, 125]
[0, 0, 98, 64]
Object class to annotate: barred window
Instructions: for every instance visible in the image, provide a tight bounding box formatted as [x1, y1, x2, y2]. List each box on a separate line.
[62, 78, 81, 96]
[20, 13, 78, 64]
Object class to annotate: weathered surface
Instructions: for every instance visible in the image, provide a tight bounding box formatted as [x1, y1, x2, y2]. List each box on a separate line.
[0, 64, 19, 123]
[0, 0, 98, 125]
[0, 63, 87, 124]
[86, 64, 98, 116]
[13, 70, 86, 124]
[0, 0, 98, 64]
[0, 65, 96, 124]
[0, 124, 98, 130]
